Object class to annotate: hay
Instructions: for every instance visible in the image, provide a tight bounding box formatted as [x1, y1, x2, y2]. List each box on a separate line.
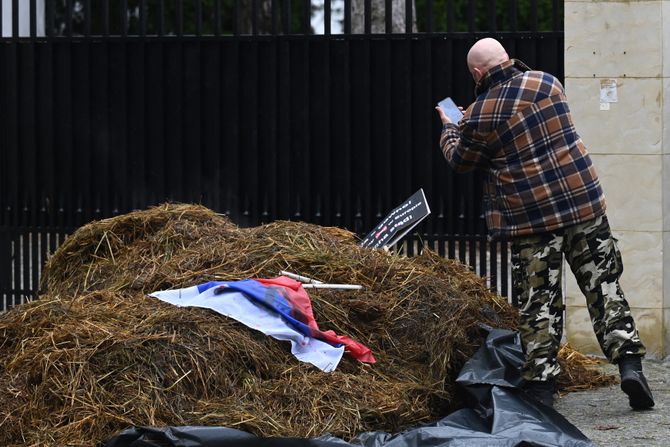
[557, 344, 618, 392]
[0, 203, 615, 446]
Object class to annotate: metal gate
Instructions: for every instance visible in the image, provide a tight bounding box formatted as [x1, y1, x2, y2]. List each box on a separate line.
[0, 0, 564, 310]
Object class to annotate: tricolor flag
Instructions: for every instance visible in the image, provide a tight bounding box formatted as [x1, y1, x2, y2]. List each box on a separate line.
[150, 276, 375, 372]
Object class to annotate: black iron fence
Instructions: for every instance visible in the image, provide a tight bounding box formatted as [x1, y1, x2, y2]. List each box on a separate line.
[1, 0, 563, 37]
[0, 1, 564, 311]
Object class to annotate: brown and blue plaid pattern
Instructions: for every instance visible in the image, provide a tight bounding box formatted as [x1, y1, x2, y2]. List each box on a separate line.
[440, 59, 606, 238]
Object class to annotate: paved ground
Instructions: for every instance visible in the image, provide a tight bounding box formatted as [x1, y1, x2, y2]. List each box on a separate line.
[555, 358, 670, 446]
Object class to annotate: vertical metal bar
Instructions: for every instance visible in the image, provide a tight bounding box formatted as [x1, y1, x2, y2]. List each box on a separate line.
[512, 242, 521, 308]
[37, 215, 46, 296]
[95, 39, 110, 216]
[196, 0, 203, 35]
[47, 0, 54, 36]
[140, 0, 147, 36]
[30, 0, 37, 37]
[23, 41, 37, 296]
[12, 0, 18, 37]
[38, 37, 55, 251]
[0, 227, 6, 310]
[385, 0, 392, 33]
[324, 0, 331, 35]
[1, 228, 10, 310]
[252, 0, 258, 35]
[248, 41, 261, 223]
[48, 226, 58, 271]
[405, 0, 412, 33]
[320, 39, 331, 224]
[489, 0, 496, 32]
[301, 38, 312, 224]
[281, 0, 290, 34]
[62, 39, 76, 227]
[103, 0, 110, 36]
[510, 0, 518, 32]
[121, 0, 128, 36]
[176, 0, 183, 36]
[468, 224, 476, 271]
[84, 0, 92, 36]
[20, 228, 29, 306]
[426, 0, 433, 33]
[157, 0, 164, 36]
[446, 181, 455, 259]
[468, 0, 475, 33]
[489, 240, 498, 295]
[303, 0, 310, 34]
[199, 41, 221, 210]
[65, 0, 74, 36]
[235, 0, 241, 35]
[447, 0, 454, 32]
[501, 241, 509, 300]
[478, 217, 487, 283]
[0, 0, 3, 36]
[552, 0, 560, 31]
[437, 222, 446, 258]
[215, 0, 222, 35]
[271, 0, 278, 34]
[111, 42, 128, 214]
[364, 0, 371, 34]
[142, 33, 162, 205]
[126, 40, 145, 211]
[83, 74, 96, 217]
[20, 34, 37, 298]
[221, 39, 240, 217]
[530, 0, 538, 32]
[343, 0, 351, 34]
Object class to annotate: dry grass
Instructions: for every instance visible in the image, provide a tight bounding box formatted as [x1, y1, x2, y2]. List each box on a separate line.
[0, 203, 615, 446]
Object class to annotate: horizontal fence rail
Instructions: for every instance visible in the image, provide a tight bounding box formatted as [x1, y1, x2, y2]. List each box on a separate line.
[0, 0, 563, 37]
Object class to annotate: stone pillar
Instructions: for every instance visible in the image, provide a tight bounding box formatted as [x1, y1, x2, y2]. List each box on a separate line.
[564, 0, 668, 358]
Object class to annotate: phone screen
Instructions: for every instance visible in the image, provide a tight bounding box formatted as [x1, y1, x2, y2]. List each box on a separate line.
[437, 97, 463, 124]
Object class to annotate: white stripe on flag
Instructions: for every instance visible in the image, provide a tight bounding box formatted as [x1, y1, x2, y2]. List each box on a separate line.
[150, 285, 344, 372]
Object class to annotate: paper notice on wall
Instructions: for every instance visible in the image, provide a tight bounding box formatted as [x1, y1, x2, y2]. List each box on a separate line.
[600, 79, 618, 103]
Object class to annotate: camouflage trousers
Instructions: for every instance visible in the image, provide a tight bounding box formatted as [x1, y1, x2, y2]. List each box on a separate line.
[511, 215, 645, 382]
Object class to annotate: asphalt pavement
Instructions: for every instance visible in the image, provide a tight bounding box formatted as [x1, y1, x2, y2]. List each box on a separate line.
[555, 358, 670, 446]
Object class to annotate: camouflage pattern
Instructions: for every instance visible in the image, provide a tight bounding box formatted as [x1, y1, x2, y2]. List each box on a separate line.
[511, 215, 645, 382]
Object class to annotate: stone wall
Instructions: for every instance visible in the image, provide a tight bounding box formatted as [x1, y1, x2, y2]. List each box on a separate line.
[564, 0, 668, 358]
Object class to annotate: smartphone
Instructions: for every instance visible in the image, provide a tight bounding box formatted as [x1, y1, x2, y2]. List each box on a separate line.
[437, 97, 463, 124]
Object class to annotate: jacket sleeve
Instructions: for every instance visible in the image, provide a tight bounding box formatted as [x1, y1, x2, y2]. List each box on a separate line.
[439, 120, 491, 173]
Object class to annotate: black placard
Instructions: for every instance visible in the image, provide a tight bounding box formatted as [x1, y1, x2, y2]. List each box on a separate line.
[361, 189, 431, 249]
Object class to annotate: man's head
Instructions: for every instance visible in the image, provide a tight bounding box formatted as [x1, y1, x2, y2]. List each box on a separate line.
[466, 38, 510, 83]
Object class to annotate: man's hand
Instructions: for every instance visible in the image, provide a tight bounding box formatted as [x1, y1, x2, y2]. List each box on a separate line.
[435, 106, 451, 125]
[436, 104, 466, 126]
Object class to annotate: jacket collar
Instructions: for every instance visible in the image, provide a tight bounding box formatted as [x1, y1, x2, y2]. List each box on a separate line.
[474, 59, 531, 96]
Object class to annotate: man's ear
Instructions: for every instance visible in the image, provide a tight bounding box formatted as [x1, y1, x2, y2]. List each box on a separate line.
[472, 67, 483, 82]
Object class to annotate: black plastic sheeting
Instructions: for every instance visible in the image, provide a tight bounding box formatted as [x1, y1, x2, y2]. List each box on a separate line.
[104, 327, 594, 447]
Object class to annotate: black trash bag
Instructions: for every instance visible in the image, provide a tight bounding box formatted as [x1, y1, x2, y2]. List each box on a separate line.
[104, 326, 594, 447]
[103, 426, 346, 447]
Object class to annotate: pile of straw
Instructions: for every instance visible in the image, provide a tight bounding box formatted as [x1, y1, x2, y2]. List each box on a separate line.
[0, 204, 616, 446]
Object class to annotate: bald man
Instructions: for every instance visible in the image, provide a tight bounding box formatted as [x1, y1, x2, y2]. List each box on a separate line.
[436, 38, 654, 410]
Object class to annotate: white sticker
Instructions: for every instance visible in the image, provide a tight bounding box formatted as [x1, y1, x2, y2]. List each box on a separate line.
[600, 79, 618, 103]
[600, 102, 610, 111]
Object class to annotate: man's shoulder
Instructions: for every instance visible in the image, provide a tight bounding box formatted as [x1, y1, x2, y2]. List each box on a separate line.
[523, 70, 563, 89]
[480, 69, 563, 102]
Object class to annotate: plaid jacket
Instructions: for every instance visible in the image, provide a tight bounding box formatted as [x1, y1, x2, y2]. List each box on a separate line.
[440, 59, 606, 238]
